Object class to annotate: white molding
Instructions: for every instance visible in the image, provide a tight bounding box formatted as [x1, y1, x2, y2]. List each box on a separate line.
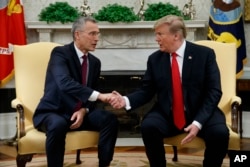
[25, 20, 207, 47]
[25, 20, 208, 71]
[26, 20, 207, 29]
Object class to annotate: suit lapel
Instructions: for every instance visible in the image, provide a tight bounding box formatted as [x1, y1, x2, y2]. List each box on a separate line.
[69, 42, 82, 82]
[182, 41, 195, 105]
[164, 52, 173, 105]
[182, 41, 195, 81]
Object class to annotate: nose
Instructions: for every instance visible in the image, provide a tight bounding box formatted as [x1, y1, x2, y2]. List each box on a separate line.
[155, 36, 160, 42]
[94, 35, 99, 41]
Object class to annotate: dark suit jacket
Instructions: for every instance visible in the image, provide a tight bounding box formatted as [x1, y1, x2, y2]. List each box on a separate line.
[127, 41, 226, 127]
[33, 42, 101, 128]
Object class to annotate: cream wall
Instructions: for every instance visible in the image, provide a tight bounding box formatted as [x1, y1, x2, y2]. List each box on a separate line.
[22, 0, 250, 67]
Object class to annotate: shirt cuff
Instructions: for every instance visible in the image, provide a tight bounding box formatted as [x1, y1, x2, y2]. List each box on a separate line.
[192, 120, 202, 130]
[88, 91, 99, 101]
[123, 96, 131, 110]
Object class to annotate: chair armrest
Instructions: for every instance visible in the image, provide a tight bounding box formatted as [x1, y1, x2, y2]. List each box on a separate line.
[230, 96, 241, 106]
[11, 98, 26, 138]
[11, 98, 22, 108]
[230, 96, 241, 133]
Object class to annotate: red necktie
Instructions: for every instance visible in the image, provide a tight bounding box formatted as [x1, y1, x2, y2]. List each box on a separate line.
[82, 55, 87, 85]
[171, 52, 186, 130]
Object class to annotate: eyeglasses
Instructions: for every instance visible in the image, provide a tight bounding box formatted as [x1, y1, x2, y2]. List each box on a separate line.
[86, 31, 100, 37]
[78, 31, 100, 37]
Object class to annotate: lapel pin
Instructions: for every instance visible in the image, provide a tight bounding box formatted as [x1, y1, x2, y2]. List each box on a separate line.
[188, 56, 192, 59]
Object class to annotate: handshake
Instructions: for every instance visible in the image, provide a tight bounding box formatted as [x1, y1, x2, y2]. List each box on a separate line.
[98, 91, 126, 109]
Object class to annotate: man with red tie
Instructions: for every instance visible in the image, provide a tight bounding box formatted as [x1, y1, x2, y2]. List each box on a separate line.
[109, 15, 229, 167]
[33, 17, 118, 167]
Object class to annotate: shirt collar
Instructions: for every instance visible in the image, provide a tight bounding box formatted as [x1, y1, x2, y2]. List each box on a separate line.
[74, 43, 87, 60]
[175, 40, 186, 58]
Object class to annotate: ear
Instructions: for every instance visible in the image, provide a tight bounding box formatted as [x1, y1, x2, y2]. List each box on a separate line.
[75, 31, 80, 40]
[174, 33, 180, 40]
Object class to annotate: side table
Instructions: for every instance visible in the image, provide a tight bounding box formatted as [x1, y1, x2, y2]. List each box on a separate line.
[236, 78, 250, 138]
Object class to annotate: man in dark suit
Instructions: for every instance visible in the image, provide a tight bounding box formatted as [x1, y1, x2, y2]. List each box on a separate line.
[109, 15, 229, 167]
[33, 17, 118, 167]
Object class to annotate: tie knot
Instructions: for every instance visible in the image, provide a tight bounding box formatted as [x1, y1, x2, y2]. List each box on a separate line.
[82, 55, 87, 60]
[171, 52, 177, 58]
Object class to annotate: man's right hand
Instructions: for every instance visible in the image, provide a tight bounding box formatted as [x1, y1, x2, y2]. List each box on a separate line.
[97, 93, 112, 103]
[108, 91, 126, 109]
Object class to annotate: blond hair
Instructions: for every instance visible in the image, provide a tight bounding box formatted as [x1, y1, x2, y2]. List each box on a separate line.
[154, 15, 187, 38]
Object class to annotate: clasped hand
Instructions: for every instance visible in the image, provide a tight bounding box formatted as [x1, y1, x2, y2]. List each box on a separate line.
[98, 90, 125, 109]
[70, 91, 125, 129]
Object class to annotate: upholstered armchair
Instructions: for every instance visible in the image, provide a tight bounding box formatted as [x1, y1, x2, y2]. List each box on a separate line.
[164, 40, 241, 161]
[12, 42, 99, 167]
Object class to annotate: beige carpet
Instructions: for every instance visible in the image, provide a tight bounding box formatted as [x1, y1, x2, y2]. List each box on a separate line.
[0, 153, 229, 167]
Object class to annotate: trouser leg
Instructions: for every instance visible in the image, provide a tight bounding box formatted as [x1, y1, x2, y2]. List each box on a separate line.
[85, 109, 119, 167]
[39, 114, 68, 167]
[202, 124, 229, 167]
[141, 112, 170, 167]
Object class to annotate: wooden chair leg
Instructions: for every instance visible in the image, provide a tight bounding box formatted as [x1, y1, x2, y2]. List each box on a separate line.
[76, 149, 82, 164]
[16, 154, 33, 167]
[172, 146, 178, 162]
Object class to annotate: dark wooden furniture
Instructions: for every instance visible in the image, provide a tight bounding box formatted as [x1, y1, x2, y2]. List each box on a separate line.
[236, 77, 250, 138]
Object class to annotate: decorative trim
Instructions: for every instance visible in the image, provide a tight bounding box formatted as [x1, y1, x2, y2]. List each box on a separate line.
[25, 21, 207, 47]
[25, 20, 207, 29]
[245, 0, 250, 21]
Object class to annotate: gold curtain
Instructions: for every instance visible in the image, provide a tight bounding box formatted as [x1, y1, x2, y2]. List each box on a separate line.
[245, 0, 250, 21]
